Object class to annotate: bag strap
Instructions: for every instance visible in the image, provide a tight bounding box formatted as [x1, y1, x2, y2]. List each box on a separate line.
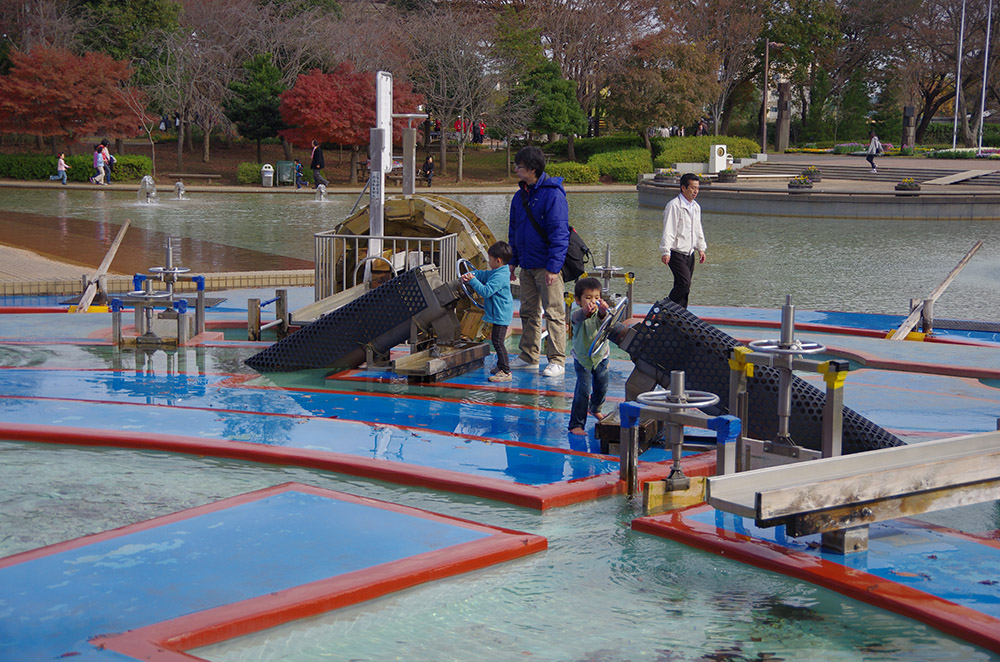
[520, 189, 550, 246]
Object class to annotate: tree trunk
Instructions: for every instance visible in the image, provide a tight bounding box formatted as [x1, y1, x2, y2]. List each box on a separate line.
[256, 139, 262, 165]
[201, 127, 211, 162]
[176, 119, 184, 171]
[35, 135, 43, 150]
[456, 141, 464, 182]
[642, 130, 651, 152]
[958, 87, 974, 147]
[438, 134, 447, 177]
[282, 137, 293, 160]
[567, 134, 576, 162]
[506, 138, 512, 179]
[350, 146, 359, 185]
[115, 138, 124, 156]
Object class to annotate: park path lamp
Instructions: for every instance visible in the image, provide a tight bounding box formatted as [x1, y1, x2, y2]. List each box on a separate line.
[761, 41, 784, 154]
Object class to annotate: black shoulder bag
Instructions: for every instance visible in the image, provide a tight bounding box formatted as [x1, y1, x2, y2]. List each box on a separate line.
[519, 191, 591, 282]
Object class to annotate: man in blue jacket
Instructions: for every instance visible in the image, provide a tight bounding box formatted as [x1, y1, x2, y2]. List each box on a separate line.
[507, 146, 569, 378]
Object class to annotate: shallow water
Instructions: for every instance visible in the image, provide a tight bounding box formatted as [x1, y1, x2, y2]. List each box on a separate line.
[1, 441, 996, 662]
[2, 189, 1000, 660]
[1, 189, 999, 319]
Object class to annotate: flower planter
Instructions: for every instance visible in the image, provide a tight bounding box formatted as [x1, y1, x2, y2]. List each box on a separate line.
[894, 185, 920, 196]
[717, 173, 738, 183]
[787, 184, 813, 194]
[806, 174, 822, 183]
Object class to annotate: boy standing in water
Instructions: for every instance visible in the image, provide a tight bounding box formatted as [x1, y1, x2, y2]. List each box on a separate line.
[568, 277, 610, 436]
[461, 241, 514, 383]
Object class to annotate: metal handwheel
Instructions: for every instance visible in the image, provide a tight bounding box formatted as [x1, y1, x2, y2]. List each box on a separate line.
[748, 338, 826, 355]
[456, 258, 484, 309]
[589, 296, 629, 357]
[636, 388, 720, 411]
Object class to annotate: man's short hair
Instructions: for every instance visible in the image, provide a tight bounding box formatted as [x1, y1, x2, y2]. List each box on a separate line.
[680, 173, 700, 189]
[514, 146, 546, 178]
[574, 277, 602, 299]
[488, 240, 512, 265]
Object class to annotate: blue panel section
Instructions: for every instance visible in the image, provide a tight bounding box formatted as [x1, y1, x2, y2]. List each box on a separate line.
[0, 489, 488, 660]
[689, 509, 1000, 619]
[0, 369, 621, 485]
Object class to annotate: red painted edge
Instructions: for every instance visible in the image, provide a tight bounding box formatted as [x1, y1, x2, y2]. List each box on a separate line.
[0, 422, 716, 511]
[0, 306, 71, 314]
[632, 505, 1000, 655]
[13, 481, 545, 662]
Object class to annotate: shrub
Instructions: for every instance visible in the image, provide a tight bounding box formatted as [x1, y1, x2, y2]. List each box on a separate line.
[237, 162, 265, 184]
[546, 134, 644, 161]
[587, 148, 653, 182]
[0, 152, 150, 181]
[546, 161, 600, 183]
[832, 143, 863, 154]
[651, 136, 761, 169]
[928, 149, 978, 159]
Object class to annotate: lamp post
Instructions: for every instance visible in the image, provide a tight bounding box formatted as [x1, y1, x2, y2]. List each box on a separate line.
[952, 0, 966, 150]
[761, 41, 784, 154]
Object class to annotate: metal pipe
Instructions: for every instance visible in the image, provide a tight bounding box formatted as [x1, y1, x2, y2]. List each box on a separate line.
[977, 0, 993, 153]
[953, 0, 967, 150]
[779, 294, 795, 347]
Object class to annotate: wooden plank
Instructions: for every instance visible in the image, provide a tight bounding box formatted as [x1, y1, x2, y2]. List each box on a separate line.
[889, 239, 984, 340]
[705, 429, 1000, 515]
[76, 219, 131, 312]
[786, 480, 1000, 536]
[757, 449, 1000, 520]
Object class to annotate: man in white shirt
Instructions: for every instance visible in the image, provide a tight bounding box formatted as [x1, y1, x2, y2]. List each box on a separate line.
[659, 173, 707, 308]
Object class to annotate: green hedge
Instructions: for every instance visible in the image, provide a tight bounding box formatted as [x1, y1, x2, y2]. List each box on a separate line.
[0, 153, 151, 181]
[928, 149, 980, 159]
[546, 161, 600, 184]
[237, 162, 264, 184]
[546, 134, 645, 161]
[651, 136, 761, 169]
[587, 148, 653, 182]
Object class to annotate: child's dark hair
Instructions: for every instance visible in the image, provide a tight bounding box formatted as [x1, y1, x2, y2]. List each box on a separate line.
[574, 277, 602, 299]
[488, 241, 512, 264]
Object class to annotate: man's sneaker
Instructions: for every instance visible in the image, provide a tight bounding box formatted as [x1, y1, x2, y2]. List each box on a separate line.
[488, 370, 512, 382]
[541, 363, 565, 378]
[509, 356, 538, 370]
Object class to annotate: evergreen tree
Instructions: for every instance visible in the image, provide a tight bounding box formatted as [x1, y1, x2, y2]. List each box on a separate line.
[225, 54, 287, 164]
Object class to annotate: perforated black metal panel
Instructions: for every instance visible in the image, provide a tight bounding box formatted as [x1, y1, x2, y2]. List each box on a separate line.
[622, 299, 903, 453]
[245, 268, 429, 372]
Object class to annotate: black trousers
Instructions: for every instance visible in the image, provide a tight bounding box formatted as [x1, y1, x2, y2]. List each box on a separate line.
[491, 324, 509, 372]
[668, 250, 695, 308]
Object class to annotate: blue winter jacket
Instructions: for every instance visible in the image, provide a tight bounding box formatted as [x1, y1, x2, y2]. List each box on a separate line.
[466, 265, 514, 326]
[508, 173, 570, 274]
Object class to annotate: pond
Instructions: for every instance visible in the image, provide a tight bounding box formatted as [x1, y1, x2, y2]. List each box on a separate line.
[1, 188, 998, 320]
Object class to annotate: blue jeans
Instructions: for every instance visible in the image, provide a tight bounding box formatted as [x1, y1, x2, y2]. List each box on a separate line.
[50, 171, 67, 184]
[569, 357, 609, 430]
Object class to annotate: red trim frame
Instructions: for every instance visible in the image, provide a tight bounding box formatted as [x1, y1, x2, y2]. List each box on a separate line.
[0, 422, 716, 510]
[633, 505, 1000, 655]
[4, 482, 546, 661]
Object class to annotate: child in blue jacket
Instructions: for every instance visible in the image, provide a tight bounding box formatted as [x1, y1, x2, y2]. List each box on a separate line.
[461, 241, 515, 382]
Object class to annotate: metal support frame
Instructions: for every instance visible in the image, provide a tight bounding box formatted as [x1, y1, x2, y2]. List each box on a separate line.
[618, 371, 740, 497]
[727, 295, 846, 469]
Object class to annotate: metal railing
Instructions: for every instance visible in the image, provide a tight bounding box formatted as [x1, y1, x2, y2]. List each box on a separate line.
[313, 232, 458, 301]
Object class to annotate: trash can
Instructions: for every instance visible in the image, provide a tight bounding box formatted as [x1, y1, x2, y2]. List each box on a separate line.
[275, 160, 294, 186]
[261, 164, 274, 187]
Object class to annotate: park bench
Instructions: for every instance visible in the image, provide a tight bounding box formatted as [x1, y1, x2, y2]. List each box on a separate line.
[167, 173, 223, 184]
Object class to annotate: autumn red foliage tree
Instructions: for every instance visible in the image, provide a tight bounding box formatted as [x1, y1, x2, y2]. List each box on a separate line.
[0, 47, 141, 153]
[279, 62, 424, 184]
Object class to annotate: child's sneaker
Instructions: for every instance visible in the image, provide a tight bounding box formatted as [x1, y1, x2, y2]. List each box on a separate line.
[488, 370, 512, 382]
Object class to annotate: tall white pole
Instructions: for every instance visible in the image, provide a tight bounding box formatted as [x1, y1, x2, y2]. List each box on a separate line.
[952, 0, 967, 149]
[977, 0, 993, 153]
